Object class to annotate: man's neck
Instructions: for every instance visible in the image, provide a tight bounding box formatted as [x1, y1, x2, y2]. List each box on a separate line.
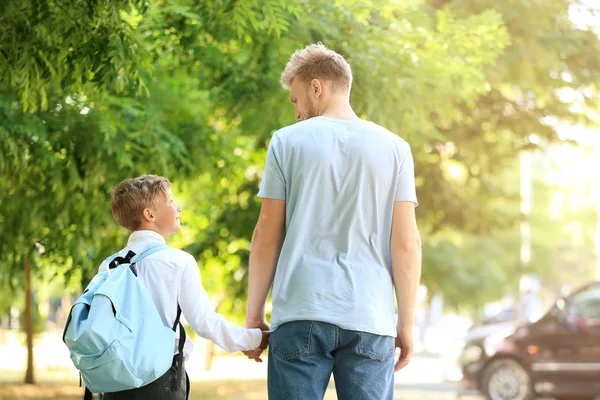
[320, 95, 360, 121]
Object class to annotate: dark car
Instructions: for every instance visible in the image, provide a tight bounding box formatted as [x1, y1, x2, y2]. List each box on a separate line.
[460, 282, 600, 400]
[479, 307, 518, 326]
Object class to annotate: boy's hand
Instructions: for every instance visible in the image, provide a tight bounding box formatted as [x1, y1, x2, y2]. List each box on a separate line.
[243, 330, 269, 363]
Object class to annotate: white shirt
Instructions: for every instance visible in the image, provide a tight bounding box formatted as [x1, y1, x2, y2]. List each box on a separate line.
[258, 117, 418, 337]
[99, 230, 262, 359]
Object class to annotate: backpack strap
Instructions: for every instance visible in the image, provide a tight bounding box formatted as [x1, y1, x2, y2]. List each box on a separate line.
[173, 304, 186, 354]
[130, 243, 170, 263]
[107, 250, 136, 270]
[107, 243, 169, 276]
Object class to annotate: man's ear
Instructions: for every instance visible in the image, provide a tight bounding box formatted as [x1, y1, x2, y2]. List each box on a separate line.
[141, 208, 154, 222]
[311, 79, 323, 98]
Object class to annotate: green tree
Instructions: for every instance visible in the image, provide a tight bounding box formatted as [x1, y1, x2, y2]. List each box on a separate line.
[529, 143, 598, 291]
[413, 0, 600, 306]
[0, 0, 300, 383]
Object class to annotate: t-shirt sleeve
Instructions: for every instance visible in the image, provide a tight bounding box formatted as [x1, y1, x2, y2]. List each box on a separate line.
[395, 141, 418, 206]
[257, 134, 286, 200]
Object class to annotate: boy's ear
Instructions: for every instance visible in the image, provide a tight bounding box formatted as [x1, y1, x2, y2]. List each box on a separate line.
[141, 208, 154, 222]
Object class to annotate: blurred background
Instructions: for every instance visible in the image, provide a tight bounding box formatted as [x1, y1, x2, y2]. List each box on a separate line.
[1, 0, 599, 399]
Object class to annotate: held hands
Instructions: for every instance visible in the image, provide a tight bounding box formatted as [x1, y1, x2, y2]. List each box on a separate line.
[394, 326, 414, 372]
[243, 319, 270, 363]
[242, 330, 270, 363]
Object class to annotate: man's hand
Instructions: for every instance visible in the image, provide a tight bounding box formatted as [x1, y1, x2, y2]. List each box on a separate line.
[246, 318, 270, 332]
[259, 329, 270, 349]
[243, 320, 270, 362]
[394, 327, 414, 371]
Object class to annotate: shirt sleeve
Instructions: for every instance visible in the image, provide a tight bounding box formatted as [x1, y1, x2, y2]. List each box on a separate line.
[395, 141, 418, 206]
[257, 134, 286, 200]
[178, 257, 262, 352]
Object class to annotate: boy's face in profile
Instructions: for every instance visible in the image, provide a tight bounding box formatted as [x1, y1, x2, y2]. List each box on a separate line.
[150, 188, 182, 238]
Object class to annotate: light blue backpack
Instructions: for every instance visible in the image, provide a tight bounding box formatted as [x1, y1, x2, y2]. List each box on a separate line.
[63, 243, 185, 396]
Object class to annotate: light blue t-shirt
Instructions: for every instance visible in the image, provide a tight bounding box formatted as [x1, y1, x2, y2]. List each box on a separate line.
[258, 116, 418, 337]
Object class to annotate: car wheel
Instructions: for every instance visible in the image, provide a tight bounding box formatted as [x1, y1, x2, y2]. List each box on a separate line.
[481, 358, 535, 400]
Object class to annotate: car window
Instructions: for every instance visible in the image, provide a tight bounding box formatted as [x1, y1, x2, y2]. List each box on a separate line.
[568, 286, 600, 325]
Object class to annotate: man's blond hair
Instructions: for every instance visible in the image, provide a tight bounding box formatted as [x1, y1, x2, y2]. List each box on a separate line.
[281, 43, 352, 93]
[111, 175, 172, 232]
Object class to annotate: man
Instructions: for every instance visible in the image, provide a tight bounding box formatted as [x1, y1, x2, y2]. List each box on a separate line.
[245, 43, 422, 400]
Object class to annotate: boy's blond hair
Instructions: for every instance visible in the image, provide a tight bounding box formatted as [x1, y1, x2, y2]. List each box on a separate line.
[111, 175, 172, 232]
[280, 43, 352, 93]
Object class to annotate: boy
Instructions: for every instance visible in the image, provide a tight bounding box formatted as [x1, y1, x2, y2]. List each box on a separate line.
[101, 174, 268, 400]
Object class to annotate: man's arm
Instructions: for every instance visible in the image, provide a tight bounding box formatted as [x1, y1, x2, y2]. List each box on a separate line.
[390, 201, 421, 371]
[245, 198, 286, 328]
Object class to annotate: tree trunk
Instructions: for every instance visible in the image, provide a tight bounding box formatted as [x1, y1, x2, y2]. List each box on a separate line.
[24, 252, 35, 384]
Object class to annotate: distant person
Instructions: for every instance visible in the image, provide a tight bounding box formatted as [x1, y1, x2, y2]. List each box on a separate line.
[101, 175, 268, 399]
[243, 43, 422, 400]
[519, 289, 543, 323]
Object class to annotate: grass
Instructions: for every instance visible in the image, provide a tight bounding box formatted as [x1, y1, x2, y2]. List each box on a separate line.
[0, 379, 273, 400]
[0, 366, 275, 400]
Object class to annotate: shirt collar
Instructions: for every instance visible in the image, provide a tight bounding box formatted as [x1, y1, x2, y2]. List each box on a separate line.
[127, 230, 166, 246]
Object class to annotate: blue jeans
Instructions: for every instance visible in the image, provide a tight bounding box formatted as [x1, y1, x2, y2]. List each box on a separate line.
[268, 321, 395, 400]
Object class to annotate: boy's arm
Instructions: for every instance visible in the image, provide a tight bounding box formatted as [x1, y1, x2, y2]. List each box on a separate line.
[178, 256, 263, 352]
[245, 198, 286, 329]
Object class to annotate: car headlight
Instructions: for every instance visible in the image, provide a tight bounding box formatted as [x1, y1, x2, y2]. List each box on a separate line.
[462, 345, 483, 364]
